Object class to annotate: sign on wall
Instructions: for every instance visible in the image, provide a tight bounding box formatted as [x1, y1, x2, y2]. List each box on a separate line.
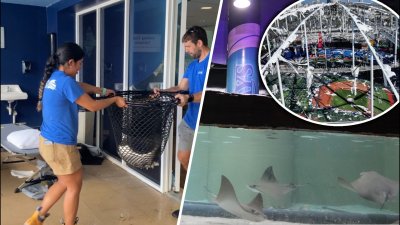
[132, 34, 161, 52]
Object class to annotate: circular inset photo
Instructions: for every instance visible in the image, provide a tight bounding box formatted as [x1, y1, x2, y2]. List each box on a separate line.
[259, 0, 399, 126]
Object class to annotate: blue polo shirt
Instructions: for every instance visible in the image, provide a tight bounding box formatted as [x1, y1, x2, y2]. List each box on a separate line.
[40, 70, 85, 145]
[183, 53, 209, 130]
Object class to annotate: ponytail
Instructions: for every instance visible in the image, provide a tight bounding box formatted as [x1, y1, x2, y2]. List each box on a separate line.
[37, 54, 58, 111]
[37, 42, 84, 112]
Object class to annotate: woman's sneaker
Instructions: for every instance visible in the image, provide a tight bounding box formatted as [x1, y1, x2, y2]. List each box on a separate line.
[60, 217, 79, 224]
[24, 207, 49, 225]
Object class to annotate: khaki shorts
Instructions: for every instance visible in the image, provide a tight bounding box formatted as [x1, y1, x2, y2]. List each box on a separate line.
[39, 136, 82, 175]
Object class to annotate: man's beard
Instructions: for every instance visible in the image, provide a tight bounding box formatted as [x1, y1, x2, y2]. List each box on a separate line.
[191, 49, 201, 59]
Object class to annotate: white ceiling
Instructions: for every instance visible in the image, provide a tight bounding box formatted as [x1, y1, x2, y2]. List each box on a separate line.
[187, 0, 220, 28]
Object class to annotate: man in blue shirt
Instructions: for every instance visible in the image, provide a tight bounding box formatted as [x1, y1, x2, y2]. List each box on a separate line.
[154, 25, 210, 218]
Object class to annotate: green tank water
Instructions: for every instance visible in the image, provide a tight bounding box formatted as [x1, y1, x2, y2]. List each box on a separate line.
[185, 126, 399, 218]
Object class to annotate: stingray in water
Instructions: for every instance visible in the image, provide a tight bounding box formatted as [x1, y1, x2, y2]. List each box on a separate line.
[214, 175, 265, 222]
[247, 166, 298, 199]
[338, 171, 399, 209]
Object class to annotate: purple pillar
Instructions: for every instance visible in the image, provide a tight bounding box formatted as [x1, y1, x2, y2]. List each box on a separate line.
[212, 1, 229, 65]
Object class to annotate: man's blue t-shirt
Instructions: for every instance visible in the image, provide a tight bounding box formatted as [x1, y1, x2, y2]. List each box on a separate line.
[183, 53, 209, 130]
[40, 70, 85, 145]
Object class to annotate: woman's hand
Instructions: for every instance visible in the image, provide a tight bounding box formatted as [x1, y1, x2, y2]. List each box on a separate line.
[115, 96, 128, 108]
[152, 87, 161, 97]
[104, 88, 116, 97]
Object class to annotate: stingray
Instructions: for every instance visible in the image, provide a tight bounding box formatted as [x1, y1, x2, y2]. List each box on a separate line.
[247, 166, 298, 199]
[338, 171, 399, 209]
[118, 144, 158, 169]
[214, 175, 265, 222]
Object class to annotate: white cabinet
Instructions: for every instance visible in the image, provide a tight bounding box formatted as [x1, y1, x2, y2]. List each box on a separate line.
[77, 111, 95, 145]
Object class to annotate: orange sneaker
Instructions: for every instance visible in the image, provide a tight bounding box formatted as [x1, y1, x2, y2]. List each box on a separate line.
[24, 207, 49, 225]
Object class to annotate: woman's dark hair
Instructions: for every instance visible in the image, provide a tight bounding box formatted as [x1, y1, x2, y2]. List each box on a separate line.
[182, 26, 208, 46]
[37, 42, 85, 111]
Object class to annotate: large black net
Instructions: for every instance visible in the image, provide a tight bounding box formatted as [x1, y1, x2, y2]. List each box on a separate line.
[106, 91, 178, 169]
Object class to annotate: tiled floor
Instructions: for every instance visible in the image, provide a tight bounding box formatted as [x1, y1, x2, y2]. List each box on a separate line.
[1, 151, 180, 225]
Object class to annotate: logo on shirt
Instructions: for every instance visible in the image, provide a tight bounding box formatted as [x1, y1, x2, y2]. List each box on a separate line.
[45, 79, 56, 90]
[198, 70, 203, 75]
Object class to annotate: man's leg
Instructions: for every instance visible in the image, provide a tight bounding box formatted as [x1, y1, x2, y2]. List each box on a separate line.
[178, 150, 191, 170]
[172, 120, 195, 218]
[171, 150, 190, 218]
[177, 120, 195, 170]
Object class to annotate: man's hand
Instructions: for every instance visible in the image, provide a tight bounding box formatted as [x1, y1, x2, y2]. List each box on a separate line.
[175, 93, 189, 107]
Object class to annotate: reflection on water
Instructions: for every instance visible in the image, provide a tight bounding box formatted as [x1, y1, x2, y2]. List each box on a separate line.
[183, 126, 399, 224]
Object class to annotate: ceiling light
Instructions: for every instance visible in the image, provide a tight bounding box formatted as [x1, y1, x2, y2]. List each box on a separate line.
[233, 0, 250, 9]
[201, 6, 212, 10]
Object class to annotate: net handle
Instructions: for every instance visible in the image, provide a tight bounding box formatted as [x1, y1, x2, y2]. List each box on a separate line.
[94, 90, 189, 100]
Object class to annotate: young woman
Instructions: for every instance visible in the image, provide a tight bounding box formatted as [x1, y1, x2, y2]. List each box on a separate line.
[24, 42, 127, 225]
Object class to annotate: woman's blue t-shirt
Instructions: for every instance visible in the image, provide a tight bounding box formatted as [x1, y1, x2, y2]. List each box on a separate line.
[40, 70, 85, 145]
[183, 53, 209, 130]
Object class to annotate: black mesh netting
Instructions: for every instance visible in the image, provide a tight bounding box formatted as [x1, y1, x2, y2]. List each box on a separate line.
[106, 91, 178, 169]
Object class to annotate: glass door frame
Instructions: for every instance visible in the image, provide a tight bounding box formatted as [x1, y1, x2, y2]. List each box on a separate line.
[163, 0, 179, 193]
[75, 0, 181, 193]
[172, 0, 188, 193]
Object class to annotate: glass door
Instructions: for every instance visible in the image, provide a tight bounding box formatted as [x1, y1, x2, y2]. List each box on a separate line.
[80, 12, 96, 85]
[127, 0, 167, 186]
[77, 1, 125, 159]
[101, 2, 125, 160]
[173, 0, 220, 193]
[77, 0, 178, 192]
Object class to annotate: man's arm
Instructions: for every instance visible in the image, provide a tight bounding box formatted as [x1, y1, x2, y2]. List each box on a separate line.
[153, 78, 189, 93]
[176, 78, 189, 91]
[175, 91, 203, 107]
[190, 91, 202, 103]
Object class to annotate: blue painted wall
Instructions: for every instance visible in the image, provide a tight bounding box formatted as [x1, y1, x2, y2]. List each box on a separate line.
[1, 3, 49, 127]
[46, 0, 81, 34]
[57, 7, 77, 45]
[0, 0, 106, 126]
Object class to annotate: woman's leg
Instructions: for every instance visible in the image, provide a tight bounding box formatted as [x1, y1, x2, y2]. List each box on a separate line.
[38, 179, 67, 215]
[57, 168, 83, 225]
[27, 136, 83, 224]
[23, 174, 70, 225]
